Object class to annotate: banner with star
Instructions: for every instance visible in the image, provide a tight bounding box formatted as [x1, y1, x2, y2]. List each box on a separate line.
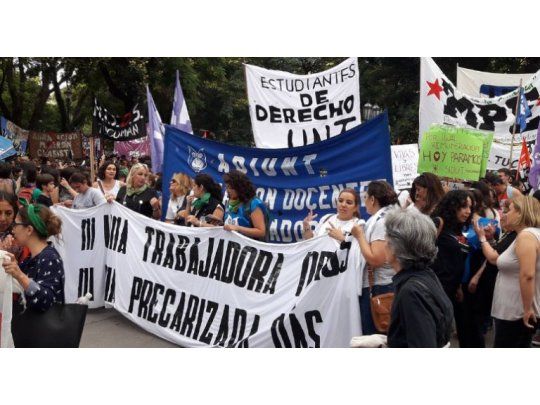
[420, 57, 540, 170]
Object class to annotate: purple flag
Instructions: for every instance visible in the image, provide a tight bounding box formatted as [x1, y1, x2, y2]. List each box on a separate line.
[114, 136, 151, 158]
[146, 86, 165, 173]
[529, 121, 540, 191]
[170, 70, 193, 134]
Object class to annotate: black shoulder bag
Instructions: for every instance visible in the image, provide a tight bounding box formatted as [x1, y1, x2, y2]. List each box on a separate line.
[11, 287, 88, 348]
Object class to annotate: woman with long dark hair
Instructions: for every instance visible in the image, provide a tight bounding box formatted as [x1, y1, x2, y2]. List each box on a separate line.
[431, 190, 473, 347]
[181, 174, 224, 227]
[408, 172, 445, 215]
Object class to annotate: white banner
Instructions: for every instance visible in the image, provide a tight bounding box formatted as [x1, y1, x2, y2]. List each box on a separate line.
[246, 58, 361, 149]
[52, 205, 107, 309]
[391, 144, 418, 191]
[1, 253, 25, 347]
[0, 264, 14, 348]
[52, 203, 362, 348]
[456, 66, 535, 98]
[420, 57, 540, 170]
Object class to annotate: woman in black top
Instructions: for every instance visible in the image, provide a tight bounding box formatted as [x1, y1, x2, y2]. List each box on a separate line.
[431, 190, 473, 347]
[181, 174, 224, 227]
[115, 163, 161, 219]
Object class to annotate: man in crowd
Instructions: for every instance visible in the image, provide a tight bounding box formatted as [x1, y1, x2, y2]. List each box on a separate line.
[492, 168, 522, 206]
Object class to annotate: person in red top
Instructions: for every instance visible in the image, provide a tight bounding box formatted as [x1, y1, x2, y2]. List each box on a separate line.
[491, 174, 522, 208]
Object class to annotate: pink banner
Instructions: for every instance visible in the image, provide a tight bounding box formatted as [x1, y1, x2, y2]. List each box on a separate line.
[114, 136, 151, 158]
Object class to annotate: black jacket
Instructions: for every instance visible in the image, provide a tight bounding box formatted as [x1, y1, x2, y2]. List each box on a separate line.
[387, 265, 454, 348]
[431, 225, 470, 300]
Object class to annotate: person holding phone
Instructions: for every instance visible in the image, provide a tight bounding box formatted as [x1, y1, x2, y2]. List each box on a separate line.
[478, 196, 540, 347]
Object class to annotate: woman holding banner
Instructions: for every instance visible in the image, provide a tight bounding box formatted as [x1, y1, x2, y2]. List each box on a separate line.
[115, 163, 161, 219]
[181, 174, 224, 227]
[351, 181, 398, 335]
[222, 170, 267, 241]
[302, 188, 364, 241]
[165, 173, 192, 225]
[94, 160, 125, 199]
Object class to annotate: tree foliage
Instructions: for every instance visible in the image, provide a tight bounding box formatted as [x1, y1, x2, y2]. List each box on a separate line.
[1, 57, 540, 146]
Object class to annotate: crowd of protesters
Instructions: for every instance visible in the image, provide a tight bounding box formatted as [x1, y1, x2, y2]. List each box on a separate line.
[1, 152, 540, 348]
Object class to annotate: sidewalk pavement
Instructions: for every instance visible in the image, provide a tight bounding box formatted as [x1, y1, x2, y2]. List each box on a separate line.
[80, 308, 177, 348]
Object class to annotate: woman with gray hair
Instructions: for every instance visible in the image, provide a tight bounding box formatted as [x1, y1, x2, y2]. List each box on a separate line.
[384, 208, 453, 347]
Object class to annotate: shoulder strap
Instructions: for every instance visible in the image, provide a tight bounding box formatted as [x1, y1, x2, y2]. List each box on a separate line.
[97, 179, 106, 195]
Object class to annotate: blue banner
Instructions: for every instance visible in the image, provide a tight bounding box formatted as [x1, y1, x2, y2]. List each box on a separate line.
[162, 112, 393, 243]
[1, 116, 27, 157]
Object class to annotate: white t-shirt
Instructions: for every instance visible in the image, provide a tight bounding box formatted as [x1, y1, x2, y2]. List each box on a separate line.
[166, 195, 186, 221]
[314, 214, 365, 237]
[73, 187, 106, 209]
[363, 206, 396, 287]
[97, 179, 122, 198]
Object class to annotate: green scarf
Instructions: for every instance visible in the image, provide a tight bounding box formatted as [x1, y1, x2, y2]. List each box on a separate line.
[126, 184, 148, 197]
[193, 192, 211, 210]
[19, 198, 48, 238]
[227, 199, 242, 214]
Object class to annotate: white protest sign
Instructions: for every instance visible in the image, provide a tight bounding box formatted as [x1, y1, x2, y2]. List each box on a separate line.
[420, 57, 540, 170]
[391, 144, 419, 191]
[246, 58, 361, 148]
[52, 202, 362, 347]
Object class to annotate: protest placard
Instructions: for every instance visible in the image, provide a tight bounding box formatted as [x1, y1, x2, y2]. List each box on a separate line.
[391, 144, 418, 190]
[418, 125, 485, 181]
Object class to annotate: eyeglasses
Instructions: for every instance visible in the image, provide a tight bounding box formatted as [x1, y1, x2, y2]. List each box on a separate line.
[13, 222, 30, 227]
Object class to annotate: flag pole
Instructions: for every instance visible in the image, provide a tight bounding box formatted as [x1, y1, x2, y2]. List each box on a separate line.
[508, 79, 523, 169]
[89, 136, 96, 183]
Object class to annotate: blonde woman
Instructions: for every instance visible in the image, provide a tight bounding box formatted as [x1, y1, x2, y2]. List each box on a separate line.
[480, 196, 540, 347]
[114, 163, 160, 219]
[165, 173, 192, 224]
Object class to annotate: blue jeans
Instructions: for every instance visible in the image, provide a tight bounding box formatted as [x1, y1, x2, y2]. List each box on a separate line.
[359, 284, 395, 335]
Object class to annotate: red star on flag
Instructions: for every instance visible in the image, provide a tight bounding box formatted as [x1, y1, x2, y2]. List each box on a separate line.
[427, 79, 444, 100]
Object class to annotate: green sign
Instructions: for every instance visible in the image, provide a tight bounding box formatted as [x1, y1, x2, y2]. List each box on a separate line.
[418, 125, 492, 181]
